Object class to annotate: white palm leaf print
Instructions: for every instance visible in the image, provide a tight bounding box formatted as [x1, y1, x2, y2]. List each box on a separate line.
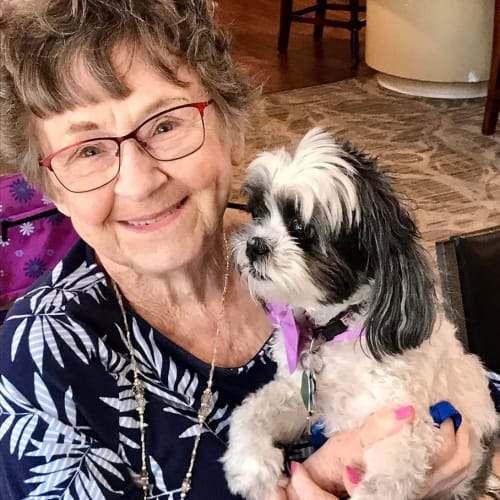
[0, 375, 126, 498]
[29, 261, 105, 315]
[7, 262, 106, 371]
[115, 319, 232, 441]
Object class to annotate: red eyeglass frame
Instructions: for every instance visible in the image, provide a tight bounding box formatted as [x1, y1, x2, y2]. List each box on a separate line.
[38, 100, 213, 170]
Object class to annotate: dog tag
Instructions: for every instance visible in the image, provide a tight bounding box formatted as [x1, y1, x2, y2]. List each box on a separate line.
[301, 370, 316, 434]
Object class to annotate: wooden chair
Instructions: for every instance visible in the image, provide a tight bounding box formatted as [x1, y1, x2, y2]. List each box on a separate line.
[483, 0, 500, 135]
[435, 226, 500, 373]
[278, 0, 366, 65]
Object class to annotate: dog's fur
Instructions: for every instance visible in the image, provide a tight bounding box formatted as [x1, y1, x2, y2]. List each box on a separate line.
[221, 128, 498, 500]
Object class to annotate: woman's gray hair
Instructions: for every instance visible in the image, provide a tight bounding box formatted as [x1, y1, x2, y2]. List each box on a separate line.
[0, 0, 259, 189]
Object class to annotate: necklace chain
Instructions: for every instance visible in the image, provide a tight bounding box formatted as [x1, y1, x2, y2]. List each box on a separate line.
[111, 233, 230, 500]
[112, 279, 149, 496]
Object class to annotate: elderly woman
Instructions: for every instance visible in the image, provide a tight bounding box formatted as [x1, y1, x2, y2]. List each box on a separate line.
[0, 1, 479, 499]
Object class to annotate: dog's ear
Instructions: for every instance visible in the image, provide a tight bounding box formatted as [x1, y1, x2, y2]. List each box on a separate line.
[354, 160, 436, 360]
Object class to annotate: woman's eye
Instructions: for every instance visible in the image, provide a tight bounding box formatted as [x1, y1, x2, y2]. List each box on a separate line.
[78, 145, 101, 158]
[154, 120, 175, 135]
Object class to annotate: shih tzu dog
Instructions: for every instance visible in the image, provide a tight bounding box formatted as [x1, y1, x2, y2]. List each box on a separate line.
[221, 128, 498, 500]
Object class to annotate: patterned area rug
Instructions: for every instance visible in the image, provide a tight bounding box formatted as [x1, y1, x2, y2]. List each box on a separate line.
[233, 76, 500, 259]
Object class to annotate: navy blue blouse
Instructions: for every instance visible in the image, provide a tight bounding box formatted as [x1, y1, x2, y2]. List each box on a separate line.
[0, 239, 278, 499]
[1, 239, 499, 500]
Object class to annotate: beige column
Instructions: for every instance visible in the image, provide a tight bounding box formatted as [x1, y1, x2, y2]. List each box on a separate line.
[365, 0, 495, 98]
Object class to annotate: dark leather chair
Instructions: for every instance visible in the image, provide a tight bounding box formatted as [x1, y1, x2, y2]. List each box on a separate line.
[278, 0, 366, 64]
[483, 0, 500, 135]
[436, 226, 500, 373]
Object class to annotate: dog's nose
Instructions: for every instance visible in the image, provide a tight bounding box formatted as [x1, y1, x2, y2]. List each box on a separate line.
[246, 237, 269, 262]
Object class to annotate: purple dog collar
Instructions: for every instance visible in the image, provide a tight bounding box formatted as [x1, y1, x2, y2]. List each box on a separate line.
[267, 302, 364, 373]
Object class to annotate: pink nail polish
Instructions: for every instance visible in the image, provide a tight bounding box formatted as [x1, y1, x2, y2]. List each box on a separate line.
[290, 461, 298, 475]
[346, 465, 361, 484]
[395, 405, 414, 420]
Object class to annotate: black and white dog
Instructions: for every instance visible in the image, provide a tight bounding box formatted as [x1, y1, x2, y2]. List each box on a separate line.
[222, 128, 498, 500]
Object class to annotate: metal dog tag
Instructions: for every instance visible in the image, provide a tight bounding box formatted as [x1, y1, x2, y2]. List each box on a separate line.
[301, 369, 316, 434]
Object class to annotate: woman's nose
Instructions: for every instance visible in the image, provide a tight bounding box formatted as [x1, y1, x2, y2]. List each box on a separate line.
[113, 139, 168, 200]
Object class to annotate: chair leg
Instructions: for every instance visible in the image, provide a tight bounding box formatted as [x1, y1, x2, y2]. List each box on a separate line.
[314, 0, 327, 40]
[349, 0, 360, 65]
[278, 0, 294, 53]
[482, 0, 500, 135]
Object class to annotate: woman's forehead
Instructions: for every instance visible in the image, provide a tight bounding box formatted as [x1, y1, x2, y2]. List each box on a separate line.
[27, 41, 202, 119]
[74, 48, 201, 104]
[40, 57, 202, 128]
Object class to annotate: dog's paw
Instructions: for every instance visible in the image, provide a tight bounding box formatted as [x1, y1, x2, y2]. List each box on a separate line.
[349, 476, 422, 500]
[349, 482, 393, 500]
[222, 445, 285, 500]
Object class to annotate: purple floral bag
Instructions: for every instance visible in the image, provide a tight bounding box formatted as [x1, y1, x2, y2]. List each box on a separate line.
[0, 173, 79, 307]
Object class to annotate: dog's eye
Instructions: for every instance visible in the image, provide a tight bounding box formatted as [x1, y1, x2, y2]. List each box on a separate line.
[290, 218, 305, 238]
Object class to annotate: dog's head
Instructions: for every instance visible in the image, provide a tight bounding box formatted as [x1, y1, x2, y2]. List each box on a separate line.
[232, 128, 436, 359]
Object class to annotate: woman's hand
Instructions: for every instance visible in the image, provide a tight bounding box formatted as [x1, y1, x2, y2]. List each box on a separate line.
[420, 417, 472, 498]
[269, 462, 340, 500]
[268, 405, 473, 499]
[304, 406, 417, 496]
[268, 405, 416, 499]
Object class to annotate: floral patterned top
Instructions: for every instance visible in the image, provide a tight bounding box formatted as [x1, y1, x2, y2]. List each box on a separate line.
[0, 239, 279, 499]
[2, 239, 499, 500]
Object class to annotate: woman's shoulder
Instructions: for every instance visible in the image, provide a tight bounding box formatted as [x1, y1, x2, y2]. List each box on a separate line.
[0, 239, 113, 366]
[4, 239, 106, 319]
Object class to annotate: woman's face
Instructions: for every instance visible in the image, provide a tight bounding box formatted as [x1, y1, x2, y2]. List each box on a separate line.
[35, 53, 242, 277]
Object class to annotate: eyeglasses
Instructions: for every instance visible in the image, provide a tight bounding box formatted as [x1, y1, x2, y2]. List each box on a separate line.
[38, 100, 213, 193]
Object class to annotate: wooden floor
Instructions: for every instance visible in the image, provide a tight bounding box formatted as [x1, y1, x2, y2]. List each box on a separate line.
[216, 0, 373, 94]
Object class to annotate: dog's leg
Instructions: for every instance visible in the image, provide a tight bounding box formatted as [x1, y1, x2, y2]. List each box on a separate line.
[221, 375, 308, 500]
[348, 419, 439, 500]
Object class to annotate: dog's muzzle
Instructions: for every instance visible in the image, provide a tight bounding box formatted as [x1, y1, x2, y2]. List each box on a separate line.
[246, 237, 270, 263]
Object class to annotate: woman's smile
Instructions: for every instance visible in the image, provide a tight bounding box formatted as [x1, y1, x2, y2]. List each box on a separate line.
[119, 196, 189, 232]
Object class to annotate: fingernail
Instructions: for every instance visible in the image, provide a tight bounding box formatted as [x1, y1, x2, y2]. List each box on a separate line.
[290, 461, 299, 475]
[346, 465, 361, 484]
[395, 405, 414, 420]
